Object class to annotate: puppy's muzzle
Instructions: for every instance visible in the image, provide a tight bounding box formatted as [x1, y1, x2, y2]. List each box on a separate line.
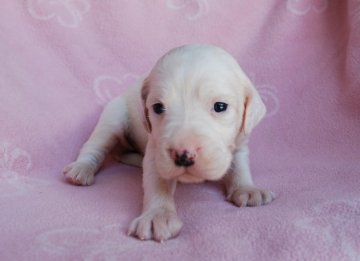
[169, 149, 196, 167]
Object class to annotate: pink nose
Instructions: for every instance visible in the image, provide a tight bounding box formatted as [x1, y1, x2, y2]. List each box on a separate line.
[169, 149, 197, 167]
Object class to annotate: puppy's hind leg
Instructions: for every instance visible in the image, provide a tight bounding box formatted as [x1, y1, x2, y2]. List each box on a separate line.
[63, 96, 129, 186]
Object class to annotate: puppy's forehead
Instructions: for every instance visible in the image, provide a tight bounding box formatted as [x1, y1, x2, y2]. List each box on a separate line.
[149, 45, 248, 96]
[156, 45, 240, 79]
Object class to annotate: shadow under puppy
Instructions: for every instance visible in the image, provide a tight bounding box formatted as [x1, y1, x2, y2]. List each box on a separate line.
[63, 44, 275, 242]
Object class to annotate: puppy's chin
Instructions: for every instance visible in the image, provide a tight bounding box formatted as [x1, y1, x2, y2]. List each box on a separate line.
[177, 174, 204, 184]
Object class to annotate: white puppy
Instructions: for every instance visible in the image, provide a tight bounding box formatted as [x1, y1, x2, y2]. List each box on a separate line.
[63, 44, 275, 242]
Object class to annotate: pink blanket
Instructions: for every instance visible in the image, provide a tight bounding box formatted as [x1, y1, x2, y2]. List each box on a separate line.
[1, 1, 359, 260]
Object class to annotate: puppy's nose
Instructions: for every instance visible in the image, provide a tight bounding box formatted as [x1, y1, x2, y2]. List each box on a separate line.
[169, 149, 196, 167]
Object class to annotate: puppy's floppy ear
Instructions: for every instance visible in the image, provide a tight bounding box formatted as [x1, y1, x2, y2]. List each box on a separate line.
[141, 78, 152, 132]
[240, 83, 266, 136]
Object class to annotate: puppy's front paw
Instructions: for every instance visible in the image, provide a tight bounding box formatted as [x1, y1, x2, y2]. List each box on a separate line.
[63, 162, 96, 186]
[128, 208, 183, 242]
[227, 186, 275, 207]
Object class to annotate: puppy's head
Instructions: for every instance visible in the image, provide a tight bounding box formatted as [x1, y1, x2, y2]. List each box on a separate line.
[142, 44, 266, 183]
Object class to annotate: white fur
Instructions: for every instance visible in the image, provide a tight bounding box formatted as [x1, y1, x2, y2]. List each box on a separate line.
[63, 44, 275, 242]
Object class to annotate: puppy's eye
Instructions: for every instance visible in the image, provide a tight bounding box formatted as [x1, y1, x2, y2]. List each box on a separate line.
[213, 102, 228, 113]
[153, 103, 166, 114]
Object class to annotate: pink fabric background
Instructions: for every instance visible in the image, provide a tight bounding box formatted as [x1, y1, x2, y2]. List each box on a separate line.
[1, 1, 359, 260]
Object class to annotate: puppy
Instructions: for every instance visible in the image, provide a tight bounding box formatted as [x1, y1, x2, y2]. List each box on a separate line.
[63, 44, 275, 242]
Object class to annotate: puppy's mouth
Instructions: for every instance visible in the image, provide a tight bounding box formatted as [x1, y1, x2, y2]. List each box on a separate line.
[175, 166, 221, 184]
[158, 161, 227, 183]
[159, 164, 206, 183]
[159, 163, 202, 183]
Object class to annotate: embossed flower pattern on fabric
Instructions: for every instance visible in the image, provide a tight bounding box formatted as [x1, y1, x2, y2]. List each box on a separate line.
[248, 74, 280, 118]
[27, 0, 90, 28]
[167, 0, 209, 20]
[287, 0, 328, 15]
[296, 200, 360, 260]
[26, 224, 188, 260]
[93, 74, 139, 106]
[0, 142, 49, 198]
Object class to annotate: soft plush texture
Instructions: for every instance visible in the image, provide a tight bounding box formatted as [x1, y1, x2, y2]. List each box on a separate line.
[1, 1, 359, 260]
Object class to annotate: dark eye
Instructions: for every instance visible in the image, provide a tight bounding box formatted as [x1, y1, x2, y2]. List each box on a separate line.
[153, 103, 165, 114]
[213, 102, 228, 113]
